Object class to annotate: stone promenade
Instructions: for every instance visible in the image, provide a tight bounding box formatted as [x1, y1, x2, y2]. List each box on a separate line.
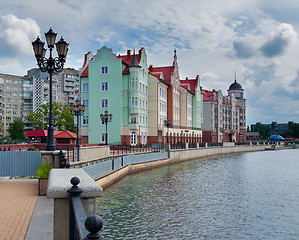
[0, 181, 37, 240]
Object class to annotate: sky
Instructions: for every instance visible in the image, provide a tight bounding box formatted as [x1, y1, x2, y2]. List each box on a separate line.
[1, 0, 299, 125]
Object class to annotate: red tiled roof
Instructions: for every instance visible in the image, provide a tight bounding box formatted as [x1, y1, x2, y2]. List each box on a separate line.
[25, 130, 76, 138]
[55, 130, 77, 139]
[25, 130, 47, 137]
[203, 94, 217, 102]
[148, 65, 174, 84]
[202, 89, 217, 102]
[149, 72, 170, 86]
[80, 66, 89, 78]
[180, 75, 199, 94]
[117, 48, 143, 66]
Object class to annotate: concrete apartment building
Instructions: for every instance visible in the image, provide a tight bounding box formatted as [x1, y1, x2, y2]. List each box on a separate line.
[0, 68, 79, 138]
[0, 74, 29, 137]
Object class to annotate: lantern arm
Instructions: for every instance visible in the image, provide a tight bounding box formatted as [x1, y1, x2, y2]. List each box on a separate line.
[52, 57, 65, 73]
[37, 57, 50, 73]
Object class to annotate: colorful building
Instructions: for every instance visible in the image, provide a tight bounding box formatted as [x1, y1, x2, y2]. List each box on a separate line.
[79, 47, 203, 145]
[202, 76, 246, 143]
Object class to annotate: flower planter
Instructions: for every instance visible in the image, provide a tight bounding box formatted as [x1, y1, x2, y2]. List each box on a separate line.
[38, 178, 49, 196]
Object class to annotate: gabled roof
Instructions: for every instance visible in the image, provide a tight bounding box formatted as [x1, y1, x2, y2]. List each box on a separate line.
[25, 130, 77, 138]
[202, 89, 217, 102]
[80, 66, 89, 78]
[117, 49, 143, 75]
[148, 65, 174, 85]
[149, 72, 170, 86]
[179, 75, 199, 94]
[54, 130, 77, 139]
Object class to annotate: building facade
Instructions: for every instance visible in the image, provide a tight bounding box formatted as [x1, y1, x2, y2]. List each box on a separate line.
[202, 77, 245, 143]
[79, 46, 203, 145]
[0, 74, 29, 137]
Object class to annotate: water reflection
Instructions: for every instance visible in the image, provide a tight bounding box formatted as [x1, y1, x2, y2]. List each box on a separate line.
[97, 149, 299, 239]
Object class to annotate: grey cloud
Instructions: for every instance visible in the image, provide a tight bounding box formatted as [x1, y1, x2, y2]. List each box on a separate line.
[260, 23, 297, 58]
[233, 40, 255, 58]
[260, 35, 288, 57]
[289, 70, 299, 88]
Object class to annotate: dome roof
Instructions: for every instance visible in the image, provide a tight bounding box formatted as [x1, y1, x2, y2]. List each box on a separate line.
[228, 80, 243, 91]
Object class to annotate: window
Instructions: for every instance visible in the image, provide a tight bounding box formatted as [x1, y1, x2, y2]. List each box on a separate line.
[101, 99, 108, 108]
[6, 91, 11, 96]
[82, 99, 88, 108]
[82, 83, 88, 93]
[13, 86, 18, 90]
[131, 117, 137, 124]
[13, 98, 18, 102]
[6, 104, 11, 109]
[6, 98, 11, 102]
[101, 82, 108, 91]
[13, 92, 18, 96]
[83, 116, 88, 125]
[101, 66, 108, 74]
[6, 85, 11, 89]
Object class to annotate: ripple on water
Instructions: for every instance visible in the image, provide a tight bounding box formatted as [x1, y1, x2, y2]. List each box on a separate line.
[97, 149, 299, 239]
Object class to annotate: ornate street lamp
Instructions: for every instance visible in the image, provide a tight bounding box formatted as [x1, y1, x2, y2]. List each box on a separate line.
[100, 110, 113, 145]
[69, 99, 86, 148]
[164, 119, 172, 144]
[32, 28, 69, 151]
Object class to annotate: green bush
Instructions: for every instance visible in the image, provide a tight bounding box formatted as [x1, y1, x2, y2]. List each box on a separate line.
[27, 147, 39, 151]
[36, 163, 52, 178]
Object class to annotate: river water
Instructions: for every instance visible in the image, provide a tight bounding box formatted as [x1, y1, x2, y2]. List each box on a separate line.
[96, 149, 299, 239]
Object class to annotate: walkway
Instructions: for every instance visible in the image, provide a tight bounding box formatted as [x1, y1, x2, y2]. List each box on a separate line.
[0, 181, 38, 240]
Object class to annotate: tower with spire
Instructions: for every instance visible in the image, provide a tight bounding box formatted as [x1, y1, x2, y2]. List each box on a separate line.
[228, 72, 246, 142]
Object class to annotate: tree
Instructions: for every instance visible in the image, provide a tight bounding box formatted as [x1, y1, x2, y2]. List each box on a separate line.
[8, 118, 25, 140]
[0, 118, 3, 135]
[25, 101, 76, 132]
[292, 123, 299, 139]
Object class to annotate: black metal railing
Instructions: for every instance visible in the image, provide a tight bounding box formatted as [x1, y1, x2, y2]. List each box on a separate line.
[170, 142, 186, 150]
[110, 144, 160, 155]
[188, 143, 197, 149]
[68, 177, 104, 240]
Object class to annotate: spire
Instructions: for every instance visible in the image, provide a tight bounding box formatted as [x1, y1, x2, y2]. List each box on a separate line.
[234, 70, 237, 83]
[129, 49, 140, 68]
[174, 48, 177, 62]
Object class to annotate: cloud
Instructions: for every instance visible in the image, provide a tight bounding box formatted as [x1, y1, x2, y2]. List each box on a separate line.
[260, 23, 297, 58]
[0, 14, 40, 57]
[233, 40, 255, 58]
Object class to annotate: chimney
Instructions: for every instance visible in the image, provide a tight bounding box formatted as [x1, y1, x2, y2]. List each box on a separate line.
[127, 49, 131, 56]
[149, 65, 153, 72]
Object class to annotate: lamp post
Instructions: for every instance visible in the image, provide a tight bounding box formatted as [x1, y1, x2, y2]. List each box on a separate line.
[164, 119, 172, 144]
[32, 28, 69, 151]
[100, 110, 113, 145]
[69, 99, 86, 148]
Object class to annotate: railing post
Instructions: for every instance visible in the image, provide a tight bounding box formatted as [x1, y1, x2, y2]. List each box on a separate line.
[83, 215, 104, 240]
[47, 169, 103, 240]
[68, 177, 83, 240]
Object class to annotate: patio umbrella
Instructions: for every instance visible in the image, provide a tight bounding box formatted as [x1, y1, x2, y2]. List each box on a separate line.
[268, 135, 285, 141]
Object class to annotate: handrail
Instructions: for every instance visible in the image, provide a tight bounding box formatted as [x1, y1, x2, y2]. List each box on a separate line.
[68, 176, 104, 240]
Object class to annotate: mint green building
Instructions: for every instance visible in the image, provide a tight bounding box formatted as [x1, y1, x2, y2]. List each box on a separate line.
[79, 46, 149, 145]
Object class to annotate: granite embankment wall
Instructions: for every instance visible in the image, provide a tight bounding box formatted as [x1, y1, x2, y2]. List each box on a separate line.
[95, 145, 268, 189]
